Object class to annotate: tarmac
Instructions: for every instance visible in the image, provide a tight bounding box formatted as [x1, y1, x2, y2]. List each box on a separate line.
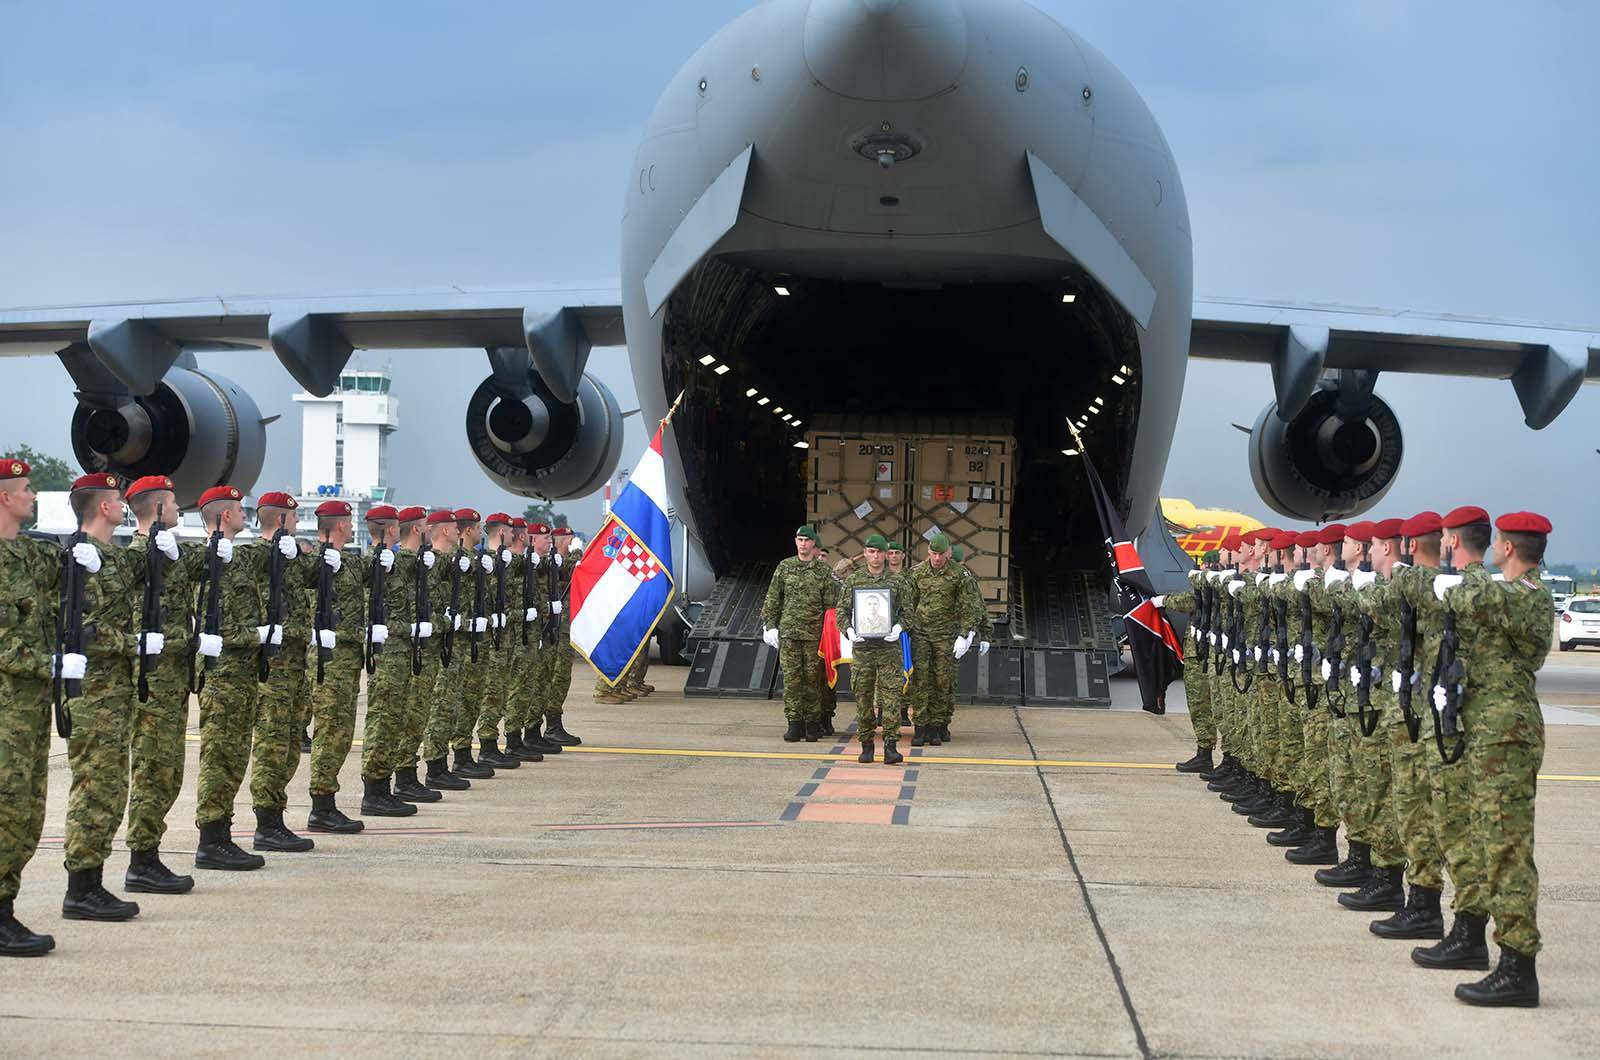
[3, 648, 1598, 1058]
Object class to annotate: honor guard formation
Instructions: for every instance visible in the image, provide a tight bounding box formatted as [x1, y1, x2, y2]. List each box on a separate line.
[0, 460, 600, 959]
[1157, 509, 1554, 1008]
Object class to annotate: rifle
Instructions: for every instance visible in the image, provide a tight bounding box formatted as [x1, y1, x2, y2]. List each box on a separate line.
[314, 535, 336, 684]
[492, 544, 507, 652]
[1297, 564, 1321, 713]
[1274, 563, 1293, 699]
[520, 548, 536, 647]
[1351, 540, 1382, 736]
[53, 529, 88, 738]
[443, 547, 463, 665]
[542, 547, 561, 647]
[470, 546, 486, 663]
[1235, 575, 1270, 693]
[1426, 544, 1467, 764]
[260, 527, 288, 684]
[190, 529, 224, 694]
[1192, 576, 1213, 666]
[365, 544, 387, 675]
[1323, 550, 1349, 719]
[412, 546, 431, 676]
[1212, 578, 1232, 678]
[1394, 538, 1423, 742]
[137, 502, 169, 703]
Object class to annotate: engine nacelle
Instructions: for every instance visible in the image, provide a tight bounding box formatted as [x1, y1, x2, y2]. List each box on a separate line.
[70, 366, 267, 507]
[465, 371, 623, 500]
[1248, 387, 1403, 522]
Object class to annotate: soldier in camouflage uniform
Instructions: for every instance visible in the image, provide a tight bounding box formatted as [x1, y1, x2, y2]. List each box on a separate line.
[950, 544, 992, 742]
[762, 525, 834, 743]
[498, 518, 553, 760]
[537, 526, 582, 746]
[814, 546, 841, 736]
[120, 475, 197, 895]
[510, 522, 564, 755]
[837, 534, 909, 764]
[304, 500, 374, 834]
[359, 506, 426, 817]
[472, 513, 530, 765]
[0, 458, 67, 955]
[400, 510, 461, 798]
[904, 534, 978, 747]
[451, 509, 518, 773]
[435, 526, 495, 781]
[1162, 550, 1221, 774]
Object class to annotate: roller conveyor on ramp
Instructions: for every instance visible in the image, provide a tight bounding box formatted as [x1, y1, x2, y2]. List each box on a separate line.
[683, 564, 1123, 706]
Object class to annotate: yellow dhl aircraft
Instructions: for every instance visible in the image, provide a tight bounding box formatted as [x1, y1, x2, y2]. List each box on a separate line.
[1161, 498, 1265, 561]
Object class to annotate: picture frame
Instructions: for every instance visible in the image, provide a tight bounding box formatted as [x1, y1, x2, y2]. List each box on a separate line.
[853, 586, 895, 639]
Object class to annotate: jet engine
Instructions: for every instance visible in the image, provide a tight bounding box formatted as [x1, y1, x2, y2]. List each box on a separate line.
[465, 370, 623, 499]
[1247, 384, 1403, 522]
[70, 366, 267, 505]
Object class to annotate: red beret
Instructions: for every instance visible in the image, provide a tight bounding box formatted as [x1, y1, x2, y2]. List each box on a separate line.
[396, 506, 428, 523]
[257, 491, 298, 510]
[1270, 532, 1297, 550]
[198, 485, 243, 507]
[1344, 521, 1374, 543]
[527, 522, 551, 534]
[1400, 511, 1443, 537]
[1442, 505, 1490, 529]
[485, 512, 512, 527]
[1370, 518, 1404, 540]
[1256, 527, 1281, 541]
[509, 517, 527, 529]
[553, 526, 574, 537]
[125, 475, 175, 501]
[1496, 511, 1552, 534]
[1294, 531, 1320, 548]
[314, 500, 352, 517]
[1316, 523, 1347, 546]
[1220, 532, 1244, 551]
[426, 509, 456, 525]
[453, 508, 480, 524]
[71, 472, 122, 492]
[1, 458, 31, 480]
[365, 504, 398, 522]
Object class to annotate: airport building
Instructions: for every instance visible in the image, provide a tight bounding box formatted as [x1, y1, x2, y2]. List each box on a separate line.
[291, 368, 398, 545]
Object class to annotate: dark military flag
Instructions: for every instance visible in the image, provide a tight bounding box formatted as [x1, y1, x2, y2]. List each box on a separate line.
[1079, 450, 1183, 714]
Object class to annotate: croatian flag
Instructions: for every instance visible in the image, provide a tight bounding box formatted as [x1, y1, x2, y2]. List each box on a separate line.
[570, 424, 676, 685]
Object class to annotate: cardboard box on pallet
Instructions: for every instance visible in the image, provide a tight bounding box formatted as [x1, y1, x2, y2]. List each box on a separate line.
[805, 422, 908, 556]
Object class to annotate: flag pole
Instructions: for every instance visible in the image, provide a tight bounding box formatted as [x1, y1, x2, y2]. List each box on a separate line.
[660, 390, 686, 430]
[1066, 420, 1088, 458]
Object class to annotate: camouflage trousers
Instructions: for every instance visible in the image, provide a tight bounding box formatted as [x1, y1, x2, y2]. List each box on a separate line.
[0, 673, 51, 901]
[402, 645, 444, 769]
[1347, 717, 1403, 867]
[249, 640, 311, 811]
[195, 652, 261, 826]
[538, 621, 575, 720]
[1388, 718, 1443, 888]
[1182, 655, 1213, 751]
[1300, 709, 1338, 829]
[506, 635, 540, 731]
[1470, 725, 1545, 956]
[1327, 713, 1356, 831]
[443, 648, 473, 751]
[125, 673, 189, 852]
[851, 648, 904, 741]
[361, 645, 413, 782]
[308, 644, 363, 796]
[593, 652, 647, 696]
[1426, 748, 1484, 915]
[474, 640, 515, 741]
[778, 638, 821, 723]
[819, 656, 837, 722]
[65, 666, 135, 872]
[911, 635, 958, 726]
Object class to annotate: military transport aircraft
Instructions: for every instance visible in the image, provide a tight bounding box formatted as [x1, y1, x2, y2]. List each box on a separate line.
[3, 0, 1597, 616]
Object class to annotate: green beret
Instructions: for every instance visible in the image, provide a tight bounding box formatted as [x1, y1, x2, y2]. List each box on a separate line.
[864, 533, 889, 550]
[952, 544, 965, 561]
[887, 541, 904, 552]
[927, 533, 950, 554]
[795, 524, 820, 543]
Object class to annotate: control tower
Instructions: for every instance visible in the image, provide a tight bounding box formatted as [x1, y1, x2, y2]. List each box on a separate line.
[292, 368, 398, 544]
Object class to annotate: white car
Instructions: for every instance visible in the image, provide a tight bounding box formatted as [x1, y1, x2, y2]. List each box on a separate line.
[1558, 596, 1600, 651]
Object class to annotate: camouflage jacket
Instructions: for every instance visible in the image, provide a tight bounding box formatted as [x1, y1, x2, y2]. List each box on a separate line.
[903, 559, 979, 639]
[82, 538, 141, 661]
[195, 535, 267, 651]
[959, 567, 992, 640]
[1451, 564, 1550, 743]
[236, 536, 310, 647]
[762, 555, 834, 641]
[1329, 571, 1400, 718]
[0, 534, 59, 680]
[836, 563, 914, 654]
[381, 545, 421, 638]
[320, 547, 371, 637]
[126, 531, 198, 645]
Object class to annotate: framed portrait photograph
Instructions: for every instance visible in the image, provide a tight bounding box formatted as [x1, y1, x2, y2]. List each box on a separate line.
[853, 586, 895, 639]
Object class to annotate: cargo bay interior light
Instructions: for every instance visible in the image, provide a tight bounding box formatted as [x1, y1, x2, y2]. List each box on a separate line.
[713, 364, 730, 375]
[773, 285, 791, 296]
[698, 354, 717, 366]
[1061, 448, 1079, 457]
[1093, 396, 1104, 406]
[1111, 373, 1126, 385]
[757, 396, 770, 406]
[793, 440, 809, 449]
[745, 387, 759, 397]
[1088, 405, 1100, 415]
[772, 406, 783, 414]
[1061, 293, 1076, 304]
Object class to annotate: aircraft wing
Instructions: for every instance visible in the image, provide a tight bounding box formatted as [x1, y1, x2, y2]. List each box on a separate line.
[0, 286, 624, 401]
[1190, 297, 1600, 429]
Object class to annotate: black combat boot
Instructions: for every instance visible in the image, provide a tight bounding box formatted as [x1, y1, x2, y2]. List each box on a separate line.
[543, 715, 582, 746]
[524, 723, 562, 754]
[1371, 884, 1444, 940]
[1219, 775, 1261, 802]
[926, 723, 942, 747]
[883, 738, 903, 765]
[802, 718, 821, 743]
[62, 866, 140, 921]
[360, 777, 418, 818]
[819, 715, 837, 738]
[394, 766, 444, 800]
[938, 723, 952, 742]
[0, 899, 54, 957]
[1206, 762, 1243, 791]
[505, 729, 547, 761]
[1455, 947, 1539, 1007]
[858, 738, 875, 764]
[911, 724, 926, 747]
[1197, 753, 1230, 781]
[1314, 840, 1371, 887]
[1176, 747, 1213, 773]
[425, 757, 470, 791]
[124, 849, 195, 894]
[1412, 912, 1490, 970]
[1339, 864, 1405, 911]
[452, 747, 495, 779]
[196, 817, 268, 869]
[306, 793, 365, 834]
[252, 808, 315, 852]
[1267, 806, 1317, 847]
[1232, 783, 1276, 815]
[1284, 826, 1339, 865]
[478, 738, 521, 770]
[1248, 793, 1298, 828]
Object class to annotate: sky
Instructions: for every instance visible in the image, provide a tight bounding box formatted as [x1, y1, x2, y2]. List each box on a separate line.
[2, 2, 1596, 558]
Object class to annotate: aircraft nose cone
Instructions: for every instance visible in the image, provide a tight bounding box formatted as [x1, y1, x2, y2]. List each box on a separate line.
[803, 0, 968, 101]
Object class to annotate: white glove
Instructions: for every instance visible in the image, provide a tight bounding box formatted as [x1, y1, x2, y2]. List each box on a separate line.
[1433, 573, 1464, 601]
[1320, 659, 1333, 682]
[1292, 569, 1316, 591]
[1432, 684, 1449, 711]
[197, 633, 223, 658]
[412, 621, 433, 639]
[370, 624, 389, 644]
[500, 548, 512, 564]
[1391, 670, 1404, 694]
[1228, 580, 1245, 597]
[472, 616, 488, 633]
[323, 548, 342, 572]
[1232, 649, 1242, 665]
[1352, 569, 1377, 589]
[1492, 572, 1505, 582]
[141, 632, 165, 656]
[1270, 648, 1281, 665]
[317, 629, 336, 649]
[883, 623, 903, 643]
[72, 542, 102, 573]
[1392, 560, 1411, 570]
[524, 607, 538, 622]
[452, 613, 462, 630]
[1253, 646, 1264, 662]
[762, 626, 780, 649]
[494, 613, 506, 629]
[458, 555, 471, 572]
[1269, 573, 1287, 586]
[979, 640, 991, 655]
[1325, 568, 1350, 588]
[1220, 634, 1230, 649]
[551, 601, 563, 615]
[53, 652, 88, 680]
[378, 548, 394, 572]
[155, 529, 179, 561]
[256, 625, 283, 646]
[276, 535, 297, 559]
[1151, 595, 1166, 608]
[216, 538, 234, 564]
[1351, 666, 1365, 687]
[1206, 631, 1217, 645]
[953, 636, 969, 659]
[553, 551, 563, 567]
[1292, 644, 1305, 663]
[845, 627, 859, 645]
[1255, 573, 1269, 586]
[1187, 569, 1202, 582]
[530, 552, 542, 568]
[480, 554, 494, 572]
[422, 550, 435, 570]
[568, 539, 583, 554]
[1205, 570, 1225, 584]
